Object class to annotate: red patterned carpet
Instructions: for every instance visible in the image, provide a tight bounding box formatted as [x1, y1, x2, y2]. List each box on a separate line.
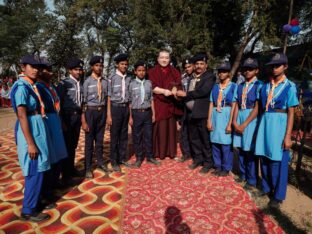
[0, 130, 124, 234]
[0, 129, 283, 233]
[122, 159, 284, 234]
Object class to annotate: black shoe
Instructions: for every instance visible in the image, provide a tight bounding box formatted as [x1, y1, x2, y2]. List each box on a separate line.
[188, 162, 201, 170]
[43, 202, 57, 210]
[58, 178, 76, 187]
[112, 164, 121, 172]
[268, 199, 282, 209]
[235, 177, 246, 183]
[255, 190, 271, 198]
[212, 168, 222, 176]
[243, 183, 256, 191]
[20, 212, 51, 222]
[147, 158, 161, 166]
[217, 170, 230, 177]
[85, 170, 94, 179]
[133, 160, 142, 168]
[98, 164, 112, 173]
[71, 169, 84, 177]
[177, 155, 191, 163]
[37, 200, 57, 211]
[199, 166, 212, 174]
[120, 160, 132, 167]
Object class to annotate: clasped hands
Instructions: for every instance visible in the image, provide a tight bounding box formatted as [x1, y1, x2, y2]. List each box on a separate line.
[163, 88, 186, 98]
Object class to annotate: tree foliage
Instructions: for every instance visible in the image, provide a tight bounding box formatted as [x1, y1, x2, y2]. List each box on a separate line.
[0, 0, 46, 71]
[0, 0, 311, 75]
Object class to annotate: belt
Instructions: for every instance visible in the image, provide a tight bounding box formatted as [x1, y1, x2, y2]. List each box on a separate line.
[132, 108, 151, 112]
[63, 109, 82, 115]
[239, 105, 255, 110]
[267, 109, 287, 113]
[213, 104, 232, 107]
[87, 105, 106, 111]
[27, 110, 40, 116]
[111, 103, 128, 107]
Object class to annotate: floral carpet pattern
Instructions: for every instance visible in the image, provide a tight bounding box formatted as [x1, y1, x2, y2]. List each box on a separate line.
[121, 159, 284, 234]
[0, 129, 283, 233]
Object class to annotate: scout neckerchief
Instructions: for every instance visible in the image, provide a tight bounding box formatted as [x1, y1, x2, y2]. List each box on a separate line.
[189, 73, 201, 92]
[19, 74, 46, 117]
[91, 75, 102, 101]
[135, 77, 145, 104]
[241, 76, 257, 109]
[42, 81, 61, 113]
[265, 75, 287, 111]
[116, 70, 126, 102]
[69, 75, 81, 106]
[217, 78, 231, 112]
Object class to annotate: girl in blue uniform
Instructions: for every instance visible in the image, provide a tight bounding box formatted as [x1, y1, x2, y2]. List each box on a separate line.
[37, 61, 68, 206]
[10, 55, 51, 222]
[233, 58, 263, 189]
[255, 53, 299, 208]
[207, 62, 237, 177]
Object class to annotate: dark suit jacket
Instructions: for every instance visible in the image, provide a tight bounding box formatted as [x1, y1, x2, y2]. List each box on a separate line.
[185, 70, 216, 119]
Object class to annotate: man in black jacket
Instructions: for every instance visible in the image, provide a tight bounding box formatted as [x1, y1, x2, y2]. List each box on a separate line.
[177, 53, 215, 174]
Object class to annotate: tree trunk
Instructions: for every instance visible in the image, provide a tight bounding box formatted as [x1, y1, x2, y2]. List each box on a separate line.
[106, 53, 113, 76]
[230, 32, 253, 78]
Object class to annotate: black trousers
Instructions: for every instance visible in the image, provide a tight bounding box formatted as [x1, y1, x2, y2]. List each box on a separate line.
[179, 110, 191, 157]
[84, 108, 107, 171]
[110, 106, 129, 165]
[188, 116, 213, 167]
[61, 111, 81, 178]
[41, 162, 61, 199]
[132, 109, 153, 161]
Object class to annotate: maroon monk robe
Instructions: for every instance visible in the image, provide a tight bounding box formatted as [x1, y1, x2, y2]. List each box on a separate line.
[148, 64, 183, 159]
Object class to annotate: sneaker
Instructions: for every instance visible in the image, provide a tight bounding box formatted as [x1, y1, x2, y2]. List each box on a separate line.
[217, 171, 230, 177]
[38, 198, 57, 210]
[98, 164, 112, 173]
[212, 168, 222, 176]
[85, 170, 94, 179]
[199, 166, 213, 174]
[235, 177, 246, 183]
[243, 183, 256, 191]
[255, 190, 270, 198]
[147, 158, 161, 166]
[120, 160, 132, 168]
[174, 156, 180, 162]
[112, 164, 121, 172]
[268, 199, 282, 209]
[188, 162, 201, 170]
[177, 155, 191, 163]
[42, 202, 57, 210]
[133, 160, 142, 168]
[20, 212, 51, 222]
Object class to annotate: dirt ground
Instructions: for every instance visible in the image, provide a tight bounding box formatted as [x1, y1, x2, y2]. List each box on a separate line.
[239, 171, 312, 233]
[1, 107, 311, 233]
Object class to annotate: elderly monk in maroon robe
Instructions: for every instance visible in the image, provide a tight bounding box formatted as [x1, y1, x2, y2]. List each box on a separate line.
[148, 49, 183, 159]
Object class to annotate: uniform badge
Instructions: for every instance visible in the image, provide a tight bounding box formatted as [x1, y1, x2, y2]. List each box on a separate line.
[273, 53, 280, 60]
[246, 58, 253, 64]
